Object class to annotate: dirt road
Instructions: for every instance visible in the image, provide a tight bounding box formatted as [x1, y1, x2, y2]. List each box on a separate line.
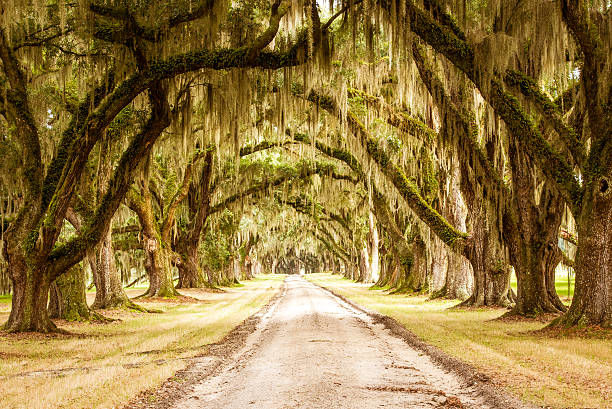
[159, 275, 521, 409]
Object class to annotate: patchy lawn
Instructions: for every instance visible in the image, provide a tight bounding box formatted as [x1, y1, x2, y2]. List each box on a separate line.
[306, 273, 612, 409]
[0, 274, 285, 409]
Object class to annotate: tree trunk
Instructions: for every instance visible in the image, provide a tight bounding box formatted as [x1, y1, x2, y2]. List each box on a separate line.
[129, 158, 180, 298]
[506, 142, 566, 316]
[543, 242, 567, 312]
[375, 247, 392, 287]
[462, 215, 512, 307]
[243, 257, 254, 280]
[91, 231, 144, 310]
[430, 239, 473, 301]
[357, 244, 371, 282]
[429, 236, 449, 297]
[445, 252, 472, 300]
[142, 236, 179, 297]
[555, 177, 612, 327]
[4, 259, 57, 333]
[331, 257, 338, 275]
[393, 238, 427, 293]
[176, 239, 208, 288]
[90, 136, 143, 310]
[49, 265, 102, 321]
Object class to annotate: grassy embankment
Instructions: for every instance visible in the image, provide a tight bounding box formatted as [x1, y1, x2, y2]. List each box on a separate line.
[306, 273, 611, 409]
[0, 274, 285, 409]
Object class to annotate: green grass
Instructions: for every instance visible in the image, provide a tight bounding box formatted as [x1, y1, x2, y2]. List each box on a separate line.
[0, 274, 285, 409]
[0, 295, 11, 304]
[306, 273, 612, 409]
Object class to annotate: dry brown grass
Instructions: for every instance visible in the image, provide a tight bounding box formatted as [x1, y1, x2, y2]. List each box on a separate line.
[307, 273, 612, 409]
[0, 275, 285, 409]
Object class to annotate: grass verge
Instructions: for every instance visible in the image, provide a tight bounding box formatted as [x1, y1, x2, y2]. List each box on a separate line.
[0, 274, 285, 409]
[306, 273, 612, 409]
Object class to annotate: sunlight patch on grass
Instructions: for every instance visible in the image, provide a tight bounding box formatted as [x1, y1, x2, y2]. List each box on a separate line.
[306, 273, 612, 409]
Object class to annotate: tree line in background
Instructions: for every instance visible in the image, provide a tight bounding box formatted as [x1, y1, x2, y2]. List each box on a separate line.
[0, 0, 610, 333]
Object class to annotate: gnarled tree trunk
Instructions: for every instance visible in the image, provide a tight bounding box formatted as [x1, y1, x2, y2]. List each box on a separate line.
[506, 142, 566, 316]
[555, 175, 612, 327]
[142, 237, 179, 297]
[92, 231, 144, 310]
[176, 239, 208, 288]
[392, 237, 427, 294]
[129, 159, 180, 298]
[4, 258, 56, 332]
[49, 265, 104, 321]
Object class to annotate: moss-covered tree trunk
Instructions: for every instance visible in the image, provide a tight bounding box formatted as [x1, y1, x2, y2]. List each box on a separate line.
[461, 200, 512, 307]
[175, 149, 214, 288]
[429, 163, 472, 301]
[49, 265, 102, 321]
[445, 252, 472, 300]
[129, 160, 179, 298]
[542, 242, 566, 312]
[375, 247, 392, 287]
[386, 256, 401, 289]
[176, 241, 207, 288]
[91, 231, 144, 309]
[331, 257, 338, 275]
[230, 258, 241, 284]
[506, 142, 566, 316]
[554, 0, 612, 328]
[4, 261, 56, 332]
[393, 239, 427, 293]
[242, 256, 254, 280]
[90, 134, 142, 310]
[142, 237, 178, 297]
[430, 239, 473, 301]
[368, 211, 380, 282]
[555, 178, 612, 327]
[175, 233, 207, 289]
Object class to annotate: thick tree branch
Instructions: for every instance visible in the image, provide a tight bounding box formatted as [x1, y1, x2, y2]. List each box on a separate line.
[306, 89, 469, 251]
[47, 82, 171, 280]
[411, 43, 508, 199]
[347, 88, 436, 145]
[160, 148, 210, 243]
[381, 0, 583, 210]
[504, 69, 586, 168]
[208, 162, 349, 215]
[0, 30, 44, 233]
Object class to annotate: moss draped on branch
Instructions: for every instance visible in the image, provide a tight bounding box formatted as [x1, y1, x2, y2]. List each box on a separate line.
[381, 0, 583, 211]
[305, 89, 469, 252]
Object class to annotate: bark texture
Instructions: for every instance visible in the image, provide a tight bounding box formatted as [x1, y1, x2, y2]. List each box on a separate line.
[49, 265, 104, 321]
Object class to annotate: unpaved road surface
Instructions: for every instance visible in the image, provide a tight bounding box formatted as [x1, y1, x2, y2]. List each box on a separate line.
[168, 276, 510, 409]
